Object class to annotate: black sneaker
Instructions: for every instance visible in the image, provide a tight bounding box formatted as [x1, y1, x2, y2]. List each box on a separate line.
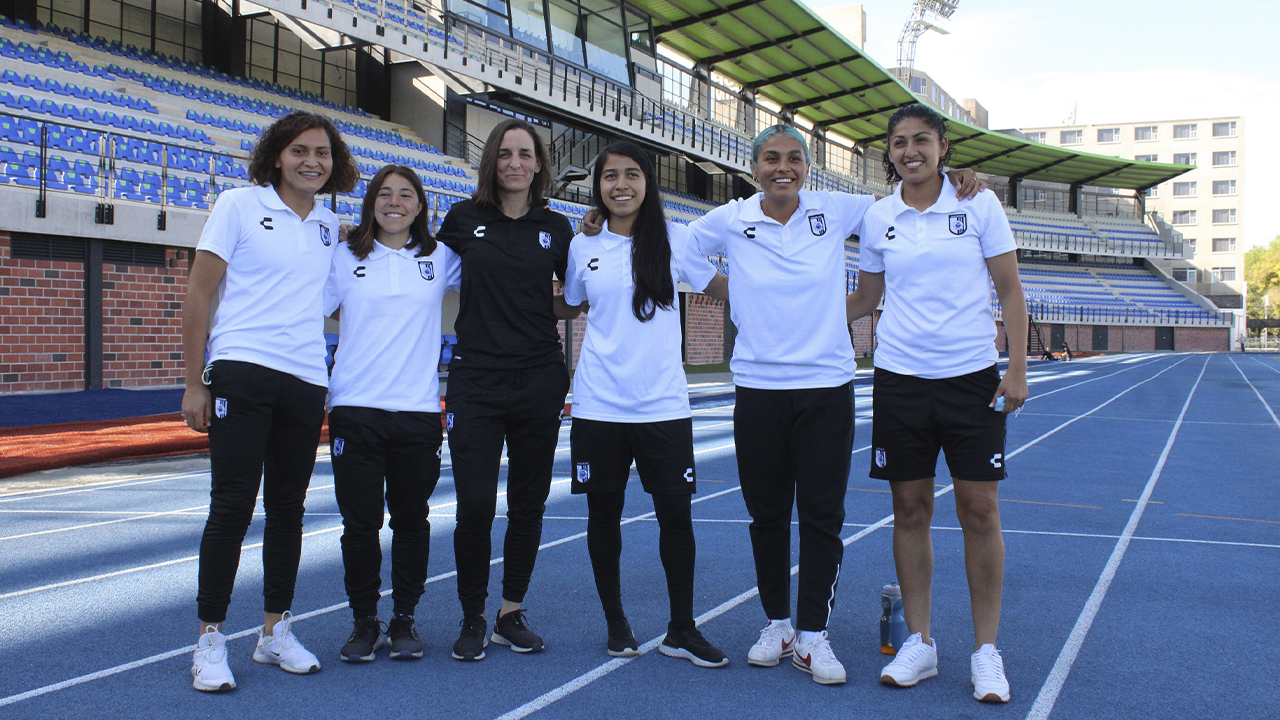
[451, 615, 488, 661]
[607, 617, 639, 658]
[387, 614, 423, 660]
[340, 616, 384, 663]
[658, 625, 728, 668]
[491, 609, 544, 653]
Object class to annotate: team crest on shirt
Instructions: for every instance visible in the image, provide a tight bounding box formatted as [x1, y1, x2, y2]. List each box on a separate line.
[320, 225, 332, 246]
[948, 213, 967, 235]
[808, 213, 828, 236]
[418, 259, 435, 280]
[214, 398, 228, 418]
[576, 462, 591, 483]
[874, 448, 887, 468]
[446, 413, 455, 431]
[538, 231, 552, 249]
[333, 438, 345, 457]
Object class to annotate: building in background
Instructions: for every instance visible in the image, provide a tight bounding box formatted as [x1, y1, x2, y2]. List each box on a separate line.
[1015, 117, 1246, 310]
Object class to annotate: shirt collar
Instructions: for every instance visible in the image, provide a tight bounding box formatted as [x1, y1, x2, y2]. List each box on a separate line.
[890, 173, 960, 216]
[255, 184, 322, 219]
[597, 220, 630, 251]
[739, 190, 820, 224]
[367, 239, 418, 260]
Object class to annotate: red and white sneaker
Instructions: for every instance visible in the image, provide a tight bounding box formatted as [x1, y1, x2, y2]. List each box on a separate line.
[746, 619, 795, 667]
[791, 631, 846, 685]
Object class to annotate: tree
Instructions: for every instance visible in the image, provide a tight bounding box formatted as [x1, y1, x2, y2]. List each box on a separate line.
[1244, 235, 1280, 321]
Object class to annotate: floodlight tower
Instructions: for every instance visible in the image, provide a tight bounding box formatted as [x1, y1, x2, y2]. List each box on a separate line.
[896, 0, 960, 78]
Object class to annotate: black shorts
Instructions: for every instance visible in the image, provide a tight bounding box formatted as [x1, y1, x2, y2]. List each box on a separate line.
[569, 417, 696, 495]
[870, 365, 1007, 482]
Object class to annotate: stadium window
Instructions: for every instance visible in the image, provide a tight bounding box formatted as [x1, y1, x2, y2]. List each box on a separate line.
[1212, 238, 1237, 253]
[1142, 186, 1158, 198]
[1212, 121, 1237, 138]
[1134, 126, 1157, 141]
[447, 0, 512, 35]
[910, 76, 926, 94]
[1172, 181, 1196, 197]
[625, 6, 653, 55]
[1212, 150, 1237, 167]
[547, 0, 586, 66]
[1097, 128, 1120, 143]
[1173, 153, 1196, 166]
[931, 86, 937, 102]
[1060, 130, 1083, 145]
[579, 0, 629, 83]
[1186, 238, 1196, 257]
[1173, 123, 1197, 139]
[512, 0, 549, 50]
[1172, 268, 1196, 283]
[1171, 210, 1196, 225]
[1212, 267, 1237, 282]
[1212, 209, 1237, 225]
[1213, 180, 1237, 196]
[1135, 154, 1157, 163]
[1024, 131, 1046, 144]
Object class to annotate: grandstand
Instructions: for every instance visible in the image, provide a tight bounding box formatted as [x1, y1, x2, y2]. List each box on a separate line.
[0, 0, 1233, 393]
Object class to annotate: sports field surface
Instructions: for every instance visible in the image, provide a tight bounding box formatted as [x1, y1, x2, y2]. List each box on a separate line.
[1, 352, 1276, 719]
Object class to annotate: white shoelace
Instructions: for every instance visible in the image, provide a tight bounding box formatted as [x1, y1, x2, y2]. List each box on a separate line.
[273, 612, 299, 653]
[758, 622, 792, 644]
[973, 647, 1005, 679]
[198, 627, 226, 664]
[892, 636, 932, 667]
[805, 632, 838, 665]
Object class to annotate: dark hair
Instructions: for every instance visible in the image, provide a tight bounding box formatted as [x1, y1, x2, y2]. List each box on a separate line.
[473, 119, 551, 211]
[249, 111, 359, 194]
[882, 104, 953, 183]
[347, 165, 435, 260]
[591, 142, 673, 322]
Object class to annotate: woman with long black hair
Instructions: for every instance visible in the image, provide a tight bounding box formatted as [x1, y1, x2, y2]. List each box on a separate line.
[323, 165, 461, 663]
[559, 141, 728, 666]
[435, 118, 578, 661]
[182, 111, 358, 691]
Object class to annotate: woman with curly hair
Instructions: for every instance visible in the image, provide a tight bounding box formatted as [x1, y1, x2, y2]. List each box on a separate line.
[182, 111, 358, 692]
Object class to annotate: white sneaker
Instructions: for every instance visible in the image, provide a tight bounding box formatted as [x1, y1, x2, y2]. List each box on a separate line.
[790, 631, 846, 685]
[746, 619, 795, 667]
[191, 625, 236, 692]
[253, 612, 321, 674]
[880, 632, 939, 687]
[971, 643, 1011, 702]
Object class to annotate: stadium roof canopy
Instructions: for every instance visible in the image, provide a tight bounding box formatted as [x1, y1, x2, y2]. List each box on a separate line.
[638, 0, 1189, 190]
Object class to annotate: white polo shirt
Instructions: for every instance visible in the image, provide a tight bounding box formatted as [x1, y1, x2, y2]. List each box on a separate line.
[858, 176, 1017, 379]
[197, 185, 340, 387]
[564, 220, 717, 422]
[690, 190, 873, 390]
[323, 239, 461, 412]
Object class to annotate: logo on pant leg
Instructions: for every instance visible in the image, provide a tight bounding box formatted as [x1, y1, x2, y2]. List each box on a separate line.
[333, 438, 345, 457]
[684, 467, 694, 483]
[576, 462, 590, 483]
[446, 413, 454, 431]
[874, 448, 887, 468]
[214, 398, 228, 418]
[989, 453, 1003, 468]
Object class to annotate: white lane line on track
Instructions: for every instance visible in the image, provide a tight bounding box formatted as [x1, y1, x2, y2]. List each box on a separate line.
[494, 358, 1191, 720]
[0, 471, 210, 502]
[1026, 354, 1207, 720]
[1022, 355, 1168, 404]
[0, 470, 746, 709]
[1228, 355, 1280, 429]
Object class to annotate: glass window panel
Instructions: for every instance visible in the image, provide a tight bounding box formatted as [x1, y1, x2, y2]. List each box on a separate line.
[583, 11, 626, 81]
[277, 50, 300, 76]
[448, 0, 511, 33]
[511, 0, 548, 50]
[1212, 121, 1237, 137]
[89, 22, 121, 41]
[1173, 123, 1196, 139]
[186, 23, 202, 48]
[122, 30, 149, 48]
[123, 0, 149, 9]
[625, 6, 652, 54]
[250, 64, 274, 82]
[155, 39, 182, 58]
[122, 4, 150, 33]
[301, 56, 323, 81]
[157, 0, 184, 14]
[155, 14, 184, 43]
[90, 0, 121, 26]
[548, 0, 584, 64]
[52, 0, 82, 17]
[252, 19, 275, 44]
[278, 29, 300, 54]
[52, 11, 83, 30]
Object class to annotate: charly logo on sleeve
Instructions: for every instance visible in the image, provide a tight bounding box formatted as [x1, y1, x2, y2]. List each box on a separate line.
[948, 213, 968, 235]
[539, 231, 552, 249]
[418, 259, 435, 280]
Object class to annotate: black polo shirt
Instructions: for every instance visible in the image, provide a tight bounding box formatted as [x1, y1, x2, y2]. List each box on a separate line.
[438, 199, 574, 370]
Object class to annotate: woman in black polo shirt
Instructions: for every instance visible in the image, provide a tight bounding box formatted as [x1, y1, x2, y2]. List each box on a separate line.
[435, 118, 577, 661]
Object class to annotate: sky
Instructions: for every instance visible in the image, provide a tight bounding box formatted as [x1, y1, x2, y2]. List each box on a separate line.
[801, 0, 1279, 251]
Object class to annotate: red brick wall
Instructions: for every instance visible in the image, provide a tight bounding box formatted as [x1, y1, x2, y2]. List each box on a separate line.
[0, 234, 85, 393]
[101, 249, 188, 388]
[851, 315, 875, 357]
[684, 293, 725, 365]
[1175, 326, 1229, 352]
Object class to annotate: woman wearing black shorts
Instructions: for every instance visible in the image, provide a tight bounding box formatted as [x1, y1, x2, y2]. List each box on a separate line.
[848, 104, 1028, 703]
[560, 141, 728, 667]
